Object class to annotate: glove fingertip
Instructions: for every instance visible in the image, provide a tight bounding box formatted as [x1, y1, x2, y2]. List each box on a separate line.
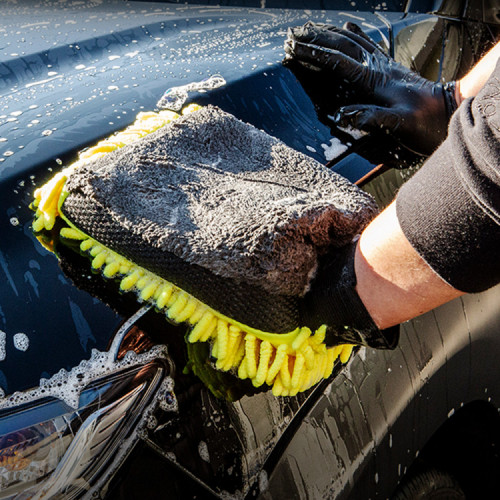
[334, 106, 362, 126]
[342, 21, 361, 33]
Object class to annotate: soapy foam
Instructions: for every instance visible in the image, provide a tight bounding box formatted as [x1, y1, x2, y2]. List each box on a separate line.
[0, 345, 168, 410]
[156, 75, 226, 111]
[13, 332, 29, 352]
[321, 137, 348, 161]
[0, 331, 5, 361]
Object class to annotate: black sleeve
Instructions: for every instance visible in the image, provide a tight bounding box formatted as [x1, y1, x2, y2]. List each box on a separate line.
[396, 59, 500, 293]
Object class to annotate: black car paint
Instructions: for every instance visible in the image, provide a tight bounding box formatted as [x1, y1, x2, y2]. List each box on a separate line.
[1, 1, 500, 498]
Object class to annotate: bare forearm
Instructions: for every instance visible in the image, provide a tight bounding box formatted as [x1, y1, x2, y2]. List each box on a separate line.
[354, 201, 463, 329]
[456, 41, 500, 103]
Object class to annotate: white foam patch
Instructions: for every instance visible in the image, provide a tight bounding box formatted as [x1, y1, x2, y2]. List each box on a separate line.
[0, 330, 5, 361]
[321, 137, 348, 161]
[13, 333, 29, 352]
[259, 470, 269, 493]
[156, 75, 226, 111]
[198, 441, 210, 462]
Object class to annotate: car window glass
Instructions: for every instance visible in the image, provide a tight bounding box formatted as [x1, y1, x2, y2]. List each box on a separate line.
[394, 17, 444, 81]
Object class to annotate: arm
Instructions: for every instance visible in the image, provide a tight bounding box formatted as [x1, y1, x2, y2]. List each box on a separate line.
[355, 53, 500, 331]
[355, 201, 463, 329]
[456, 41, 500, 102]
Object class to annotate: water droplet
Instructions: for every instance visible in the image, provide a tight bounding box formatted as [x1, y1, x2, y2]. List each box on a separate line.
[9, 217, 19, 226]
[41, 130, 53, 136]
[3, 151, 14, 157]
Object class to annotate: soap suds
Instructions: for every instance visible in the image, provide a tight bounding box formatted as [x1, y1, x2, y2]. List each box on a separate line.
[321, 137, 348, 161]
[13, 332, 29, 351]
[0, 331, 6, 361]
[198, 441, 210, 462]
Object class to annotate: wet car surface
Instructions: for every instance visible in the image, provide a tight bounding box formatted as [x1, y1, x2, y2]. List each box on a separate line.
[1, 1, 500, 498]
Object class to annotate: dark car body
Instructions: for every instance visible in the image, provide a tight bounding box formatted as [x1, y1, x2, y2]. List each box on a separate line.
[1, 1, 500, 498]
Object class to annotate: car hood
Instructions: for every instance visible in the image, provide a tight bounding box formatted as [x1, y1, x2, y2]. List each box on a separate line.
[0, 0, 412, 396]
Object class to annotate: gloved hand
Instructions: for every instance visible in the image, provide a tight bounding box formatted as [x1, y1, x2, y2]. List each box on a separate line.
[284, 21, 458, 156]
[300, 241, 399, 349]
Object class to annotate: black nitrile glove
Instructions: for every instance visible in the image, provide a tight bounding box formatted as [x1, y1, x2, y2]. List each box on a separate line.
[284, 21, 458, 156]
[300, 241, 399, 349]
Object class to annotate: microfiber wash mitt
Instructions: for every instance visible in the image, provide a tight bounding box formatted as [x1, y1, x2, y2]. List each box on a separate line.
[32, 104, 378, 396]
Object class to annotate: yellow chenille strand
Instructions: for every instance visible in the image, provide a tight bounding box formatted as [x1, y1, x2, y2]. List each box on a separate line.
[291, 327, 311, 351]
[167, 291, 189, 321]
[92, 251, 108, 269]
[120, 270, 142, 290]
[140, 280, 159, 301]
[244, 334, 258, 380]
[231, 335, 246, 370]
[199, 316, 218, 343]
[187, 303, 208, 326]
[340, 345, 355, 364]
[325, 348, 337, 379]
[88, 244, 103, 257]
[280, 355, 292, 389]
[215, 320, 229, 363]
[156, 284, 174, 310]
[254, 340, 272, 387]
[302, 345, 315, 371]
[220, 326, 242, 371]
[272, 374, 284, 397]
[291, 353, 305, 391]
[311, 324, 327, 345]
[103, 261, 121, 278]
[238, 358, 248, 380]
[188, 311, 214, 343]
[174, 297, 199, 324]
[266, 344, 288, 385]
[211, 335, 219, 359]
[32, 171, 70, 231]
[80, 239, 94, 252]
[136, 275, 150, 290]
[59, 227, 86, 240]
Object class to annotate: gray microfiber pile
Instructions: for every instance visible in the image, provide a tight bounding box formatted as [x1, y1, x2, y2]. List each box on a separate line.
[64, 105, 378, 297]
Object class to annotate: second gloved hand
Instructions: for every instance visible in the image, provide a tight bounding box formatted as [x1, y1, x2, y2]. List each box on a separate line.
[300, 241, 399, 349]
[284, 21, 458, 156]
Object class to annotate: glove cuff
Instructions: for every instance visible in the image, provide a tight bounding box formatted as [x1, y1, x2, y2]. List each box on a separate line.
[324, 243, 399, 349]
[442, 81, 459, 120]
[303, 242, 399, 349]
